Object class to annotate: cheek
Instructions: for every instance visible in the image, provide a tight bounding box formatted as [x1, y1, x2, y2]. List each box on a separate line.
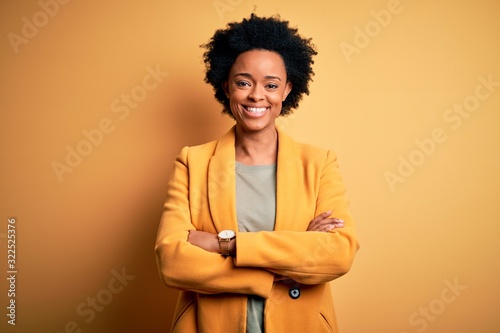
[228, 89, 246, 102]
[271, 92, 286, 105]
[227, 91, 244, 114]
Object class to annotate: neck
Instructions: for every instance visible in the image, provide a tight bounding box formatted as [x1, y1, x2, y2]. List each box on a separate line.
[234, 126, 278, 165]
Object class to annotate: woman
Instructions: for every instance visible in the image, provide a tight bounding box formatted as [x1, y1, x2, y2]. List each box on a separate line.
[155, 14, 359, 333]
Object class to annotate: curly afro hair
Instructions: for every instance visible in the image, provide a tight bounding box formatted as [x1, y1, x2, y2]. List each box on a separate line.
[201, 13, 317, 118]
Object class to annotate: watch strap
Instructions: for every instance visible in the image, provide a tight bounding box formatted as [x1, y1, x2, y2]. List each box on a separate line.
[218, 239, 231, 256]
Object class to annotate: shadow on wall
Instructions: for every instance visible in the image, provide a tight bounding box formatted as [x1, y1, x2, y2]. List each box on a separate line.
[164, 76, 235, 149]
[97, 77, 233, 332]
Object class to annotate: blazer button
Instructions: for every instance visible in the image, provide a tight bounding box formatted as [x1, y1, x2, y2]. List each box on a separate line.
[289, 287, 300, 299]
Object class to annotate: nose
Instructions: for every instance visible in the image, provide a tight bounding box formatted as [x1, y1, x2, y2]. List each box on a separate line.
[248, 85, 264, 101]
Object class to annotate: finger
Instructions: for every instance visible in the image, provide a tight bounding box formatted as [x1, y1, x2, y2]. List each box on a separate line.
[326, 223, 342, 231]
[307, 213, 343, 232]
[307, 212, 330, 230]
[323, 220, 344, 232]
[320, 210, 332, 218]
[327, 218, 344, 226]
[315, 217, 342, 227]
[332, 218, 344, 227]
[313, 224, 335, 232]
[309, 222, 334, 232]
[310, 211, 332, 224]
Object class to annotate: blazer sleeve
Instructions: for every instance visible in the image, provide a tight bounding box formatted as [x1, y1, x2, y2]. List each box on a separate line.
[155, 147, 275, 297]
[234, 150, 359, 285]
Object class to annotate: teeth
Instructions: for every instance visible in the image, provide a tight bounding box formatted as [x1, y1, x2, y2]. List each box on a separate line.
[246, 107, 267, 113]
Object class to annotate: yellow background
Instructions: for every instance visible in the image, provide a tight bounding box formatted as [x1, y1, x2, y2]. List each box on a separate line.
[1, 0, 499, 332]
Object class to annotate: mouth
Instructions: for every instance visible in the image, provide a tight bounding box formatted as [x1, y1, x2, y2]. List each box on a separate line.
[243, 106, 269, 115]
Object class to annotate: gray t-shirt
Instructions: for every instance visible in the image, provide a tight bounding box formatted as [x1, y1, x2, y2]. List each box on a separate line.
[235, 162, 277, 333]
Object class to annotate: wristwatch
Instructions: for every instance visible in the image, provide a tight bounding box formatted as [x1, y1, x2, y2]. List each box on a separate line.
[217, 230, 236, 256]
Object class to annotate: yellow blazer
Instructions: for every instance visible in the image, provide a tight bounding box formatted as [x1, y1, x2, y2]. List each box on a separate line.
[155, 126, 359, 333]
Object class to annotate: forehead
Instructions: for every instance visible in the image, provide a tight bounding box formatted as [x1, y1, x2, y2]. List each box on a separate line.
[229, 49, 287, 77]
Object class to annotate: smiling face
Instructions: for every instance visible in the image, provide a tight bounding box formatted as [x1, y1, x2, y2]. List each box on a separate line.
[224, 49, 292, 134]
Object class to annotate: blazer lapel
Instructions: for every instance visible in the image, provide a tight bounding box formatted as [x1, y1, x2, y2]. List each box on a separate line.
[208, 126, 239, 232]
[275, 127, 303, 231]
[208, 126, 302, 232]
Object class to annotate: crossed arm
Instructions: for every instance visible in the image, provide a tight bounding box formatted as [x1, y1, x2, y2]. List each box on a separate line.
[187, 211, 345, 256]
[155, 147, 358, 295]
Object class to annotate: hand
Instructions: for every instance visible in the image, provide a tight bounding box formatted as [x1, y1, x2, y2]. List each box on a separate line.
[187, 230, 219, 253]
[307, 211, 344, 232]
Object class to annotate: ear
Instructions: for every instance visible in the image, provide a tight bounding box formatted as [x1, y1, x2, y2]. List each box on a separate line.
[222, 81, 229, 97]
[282, 81, 293, 101]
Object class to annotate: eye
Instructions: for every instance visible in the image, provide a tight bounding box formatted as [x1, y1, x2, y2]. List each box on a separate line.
[266, 83, 279, 89]
[236, 81, 251, 87]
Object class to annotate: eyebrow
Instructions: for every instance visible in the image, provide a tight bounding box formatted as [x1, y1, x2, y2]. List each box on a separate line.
[234, 73, 282, 81]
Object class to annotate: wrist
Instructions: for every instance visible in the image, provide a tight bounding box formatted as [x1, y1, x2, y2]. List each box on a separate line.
[212, 234, 220, 253]
[227, 238, 236, 257]
[217, 230, 236, 256]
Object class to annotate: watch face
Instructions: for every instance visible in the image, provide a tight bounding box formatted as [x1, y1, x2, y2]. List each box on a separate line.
[219, 230, 235, 239]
